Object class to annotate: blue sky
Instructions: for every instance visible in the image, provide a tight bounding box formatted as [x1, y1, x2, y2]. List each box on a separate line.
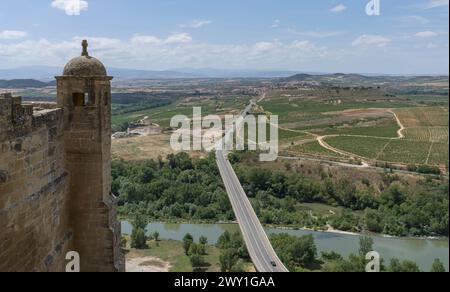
[0, 0, 448, 74]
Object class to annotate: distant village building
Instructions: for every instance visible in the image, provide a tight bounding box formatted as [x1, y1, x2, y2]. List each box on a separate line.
[0, 41, 124, 272]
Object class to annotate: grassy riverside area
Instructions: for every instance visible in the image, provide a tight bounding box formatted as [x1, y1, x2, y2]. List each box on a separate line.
[123, 230, 447, 273]
[125, 239, 225, 272]
[123, 230, 254, 272]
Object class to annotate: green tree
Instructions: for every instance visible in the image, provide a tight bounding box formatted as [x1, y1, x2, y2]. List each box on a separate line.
[321, 260, 347, 272]
[199, 235, 208, 245]
[130, 214, 148, 249]
[217, 231, 231, 249]
[359, 236, 374, 256]
[131, 227, 147, 249]
[270, 234, 317, 270]
[364, 209, 383, 233]
[190, 254, 206, 271]
[219, 249, 238, 272]
[189, 243, 200, 255]
[120, 236, 128, 249]
[230, 260, 246, 272]
[153, 231, 160, 242]
[387, 258, 420, 272]
[183, 233, 194, 255]
[431, 259, 446, 272]
[133, 213, 148, 230]
[321, 251, 343, 261]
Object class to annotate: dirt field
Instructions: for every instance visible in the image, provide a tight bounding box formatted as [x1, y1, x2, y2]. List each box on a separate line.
[112, 133, 207, 161]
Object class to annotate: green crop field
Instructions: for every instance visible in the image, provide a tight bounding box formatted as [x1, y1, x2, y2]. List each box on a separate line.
[261, 99, 412, 125]
[427, 143, 449, 166]
[394, 106, 449, 128]
[324, 136, 389, 159]
[312, 120, 399, 138]
[403, 127, 449, 143]
[278, 129, 309, 140]
[377, 140, 432, 165]
[112, 97, 251, 130]
[288, 105, 450, 167]
[289, 140, 343, 158]
[324, 136, 449, 166]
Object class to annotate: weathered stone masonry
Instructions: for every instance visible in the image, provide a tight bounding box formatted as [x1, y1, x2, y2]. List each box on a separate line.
[0, 41, 124, 272]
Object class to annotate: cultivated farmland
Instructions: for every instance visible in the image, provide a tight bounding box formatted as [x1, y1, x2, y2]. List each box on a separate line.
[427, 143, 450, 166]
[403, 127, 449, 143]
[288, 140, 342, 158]
[324, 136, 389, 159]
[377, 140, 432, 165]
[394, 107, 449, 128]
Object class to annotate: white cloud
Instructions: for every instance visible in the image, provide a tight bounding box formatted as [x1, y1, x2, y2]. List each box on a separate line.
[330, 4, 347, 13]
[424, 0, 449, 9]
[352, 34, 392, 48]
[130, 33, 192, 45]
[288, 29, 343, 38]
[131, 35, 163, 45]
[426, 43, 438, 49]
[0, 30, 27, 40]
[290, 40, 315, 50]
[253, 42, 278, 52]
[73, 36, 121, 49]
[271, 19, 281, 28]
[414, 31, 439, 37]
[1, 34, 447, 74]
[180, 20, 212, 29]
[51, 0, 88, 16]
[0, 35, 330, 71]
[414, 43, 438, 49]
[400, 15, 430, 25]
[165, 33, 192, 44]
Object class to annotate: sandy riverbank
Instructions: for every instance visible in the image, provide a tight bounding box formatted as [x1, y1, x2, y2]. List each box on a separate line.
[126, 250, 172, 272]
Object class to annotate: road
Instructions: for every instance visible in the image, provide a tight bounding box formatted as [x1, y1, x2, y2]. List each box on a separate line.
[217, 150, 288, 272]
[215, 95, 288, 272]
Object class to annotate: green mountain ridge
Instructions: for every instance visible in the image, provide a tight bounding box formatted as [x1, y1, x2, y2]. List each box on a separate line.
[0, 79, 55, 89]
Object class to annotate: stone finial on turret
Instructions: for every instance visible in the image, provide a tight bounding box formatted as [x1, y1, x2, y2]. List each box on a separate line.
[81, 40, 89, 57]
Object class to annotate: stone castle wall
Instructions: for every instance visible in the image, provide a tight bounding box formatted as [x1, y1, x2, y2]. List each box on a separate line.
[0, 93, 72, 272]
[0, 88, 123, 272]
[56, 77, 123, 272]
[1, 42, 124, 272]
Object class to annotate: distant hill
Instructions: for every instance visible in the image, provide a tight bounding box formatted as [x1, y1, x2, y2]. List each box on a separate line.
[0, 79, 55, 89]
[0, 66, 60, 81]
[169, 68, 298, 78]
[0, 66, 299, 80]
[1, 66, 447, 84]
[283, 73, 449, 88]
[285, 73, 373, 83]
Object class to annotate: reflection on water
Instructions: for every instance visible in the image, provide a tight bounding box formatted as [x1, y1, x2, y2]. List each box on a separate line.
[121, 221, 449, 271]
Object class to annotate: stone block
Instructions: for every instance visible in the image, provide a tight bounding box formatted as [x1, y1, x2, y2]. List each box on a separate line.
[0, 170, 8, 183]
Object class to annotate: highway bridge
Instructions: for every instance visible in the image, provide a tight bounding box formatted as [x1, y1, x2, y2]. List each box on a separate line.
[215, 97, 288, 272]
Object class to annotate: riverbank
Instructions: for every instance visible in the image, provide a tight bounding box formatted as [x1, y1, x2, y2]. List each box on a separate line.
[123, 239, 254, 272]
[121, 221, 449, 271]
[125, 239, 221, 272]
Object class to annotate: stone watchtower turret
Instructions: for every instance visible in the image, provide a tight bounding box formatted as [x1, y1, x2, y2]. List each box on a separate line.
[56, 40, 124, 272]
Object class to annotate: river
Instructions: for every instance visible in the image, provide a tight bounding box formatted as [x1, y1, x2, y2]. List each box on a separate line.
[121, 221, 449, 271]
